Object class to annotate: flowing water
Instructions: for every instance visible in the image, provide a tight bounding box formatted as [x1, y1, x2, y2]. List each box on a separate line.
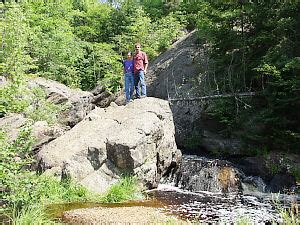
[150, 154, 299, 223]
[49, 154, 299, 224]
[150, 185, 291, 223]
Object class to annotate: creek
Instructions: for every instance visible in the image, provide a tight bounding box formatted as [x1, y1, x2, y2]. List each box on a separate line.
[49, 155, 299, 224]
[151, 154, 299, 223]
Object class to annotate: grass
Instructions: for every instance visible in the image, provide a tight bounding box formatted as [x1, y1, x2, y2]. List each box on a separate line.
[280, 210, 300, 225]
[2, 175, 99, 224]
[10, 205, 57, 225]
[5, 175, 144, 224]
[101, 176, 143, 203]
[272, 193, 300, 224]
[235, 216, 252, 225]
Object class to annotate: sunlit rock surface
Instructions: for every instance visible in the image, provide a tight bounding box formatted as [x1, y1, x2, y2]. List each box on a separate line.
[29, 77, 94, 127]
[37, 97, 182, 193]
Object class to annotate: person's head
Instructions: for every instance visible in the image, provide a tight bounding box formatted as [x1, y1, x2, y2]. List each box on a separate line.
[135, 43, 141, 53]
[127, 52, 132, 59]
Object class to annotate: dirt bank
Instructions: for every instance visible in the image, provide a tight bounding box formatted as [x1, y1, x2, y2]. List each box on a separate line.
[63, 206, 187, 224]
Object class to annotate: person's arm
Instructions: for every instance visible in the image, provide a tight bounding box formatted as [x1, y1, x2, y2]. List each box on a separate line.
[123, 60, 127, 73]
[144, 62, 148, 74]
[144, 52, 149, 74]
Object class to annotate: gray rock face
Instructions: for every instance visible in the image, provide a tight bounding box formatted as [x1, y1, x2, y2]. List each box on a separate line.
[29, 77, 94, 127]
[0, 76, 7, 87]
[0, 113, 28, 141]
[0, 113, 69, 154]
[37, 97, 182, 193]
[145, 31, 207, 148]
[91, 85, 125, 107]
[146, 31, 245, 156]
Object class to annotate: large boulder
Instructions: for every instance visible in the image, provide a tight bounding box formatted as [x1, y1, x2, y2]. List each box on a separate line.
[29, 77, 94, 127]
[0, 113, 68, 154]
[146, 31, 246, 156]
[145, 31, 212, 151]
[37, 97, 182, 193]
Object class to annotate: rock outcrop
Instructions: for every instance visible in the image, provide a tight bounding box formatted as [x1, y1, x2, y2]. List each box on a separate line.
[37, 97, 182, 193]
[29, 77, 94, 127]
[0, 113, 69, 154]
[146, 31, 245, 156]
[162, 155, 241, 193]
[145, 31, 206, 149]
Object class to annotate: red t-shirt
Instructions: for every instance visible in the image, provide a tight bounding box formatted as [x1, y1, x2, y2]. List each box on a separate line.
[134, 51, 148, 74]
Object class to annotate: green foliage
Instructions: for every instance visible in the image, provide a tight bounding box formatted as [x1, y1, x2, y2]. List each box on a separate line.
[11, 205, 54, 225]
[101, 176, 142, 203]
[236, 216, 252, 225]
[78, 42, 123, 91]
[0, 126, 34, 184]
[280, 210, 300, 225]
[0, 3, 31, 116]
[0, 127, 97, 224]
[5, 175, 90, 210]
[248, 146, 269, 158]
[24, 1, 84, 88]
[71, 1, 114, 43]
[0, 3, 32, 81]
[0, 81, 64, 123]
[206, 98, 238, 137]
[273, 193, 300, 224]
[291, 166, 300, 183]
[3, 175, 92, 224]
[0, 82, 30, 116]
[191, 1, 300, 152]
[0, 1, 184, 93]
[113, 4, 183, 59]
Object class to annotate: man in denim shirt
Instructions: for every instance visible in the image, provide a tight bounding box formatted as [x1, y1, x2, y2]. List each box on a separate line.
[133, 43, 148, 98]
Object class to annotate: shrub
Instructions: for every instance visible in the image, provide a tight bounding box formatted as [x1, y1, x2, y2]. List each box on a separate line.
[0, 127, 97, 224]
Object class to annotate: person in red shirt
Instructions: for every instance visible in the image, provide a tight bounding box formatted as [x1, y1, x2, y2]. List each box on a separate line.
[133, 43, 148, 98]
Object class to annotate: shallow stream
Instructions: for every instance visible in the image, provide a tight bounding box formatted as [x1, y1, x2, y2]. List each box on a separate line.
[48, 154, 299, 223]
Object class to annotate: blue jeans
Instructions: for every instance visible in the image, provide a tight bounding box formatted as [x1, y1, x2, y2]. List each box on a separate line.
[125, 72, 134, 103]
[134, 70, 146, 98]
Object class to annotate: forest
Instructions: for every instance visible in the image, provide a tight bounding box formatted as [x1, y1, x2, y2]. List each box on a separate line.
[0, 0, 299, 223]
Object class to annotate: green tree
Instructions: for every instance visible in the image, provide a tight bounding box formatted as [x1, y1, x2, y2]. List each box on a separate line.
[192, 1, 300, 152]
[24, 1, 84, 87]
[0, 3, 31, 115]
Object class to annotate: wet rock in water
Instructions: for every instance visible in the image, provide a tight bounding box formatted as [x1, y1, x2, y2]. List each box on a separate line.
[237, 156, 272, 181]
[238, 155, 298, 192]
[269, 174, 296, 193]
[153, 187, 285, 223]
[164, 155, 241, 193]
[37, 97, 181, 193]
